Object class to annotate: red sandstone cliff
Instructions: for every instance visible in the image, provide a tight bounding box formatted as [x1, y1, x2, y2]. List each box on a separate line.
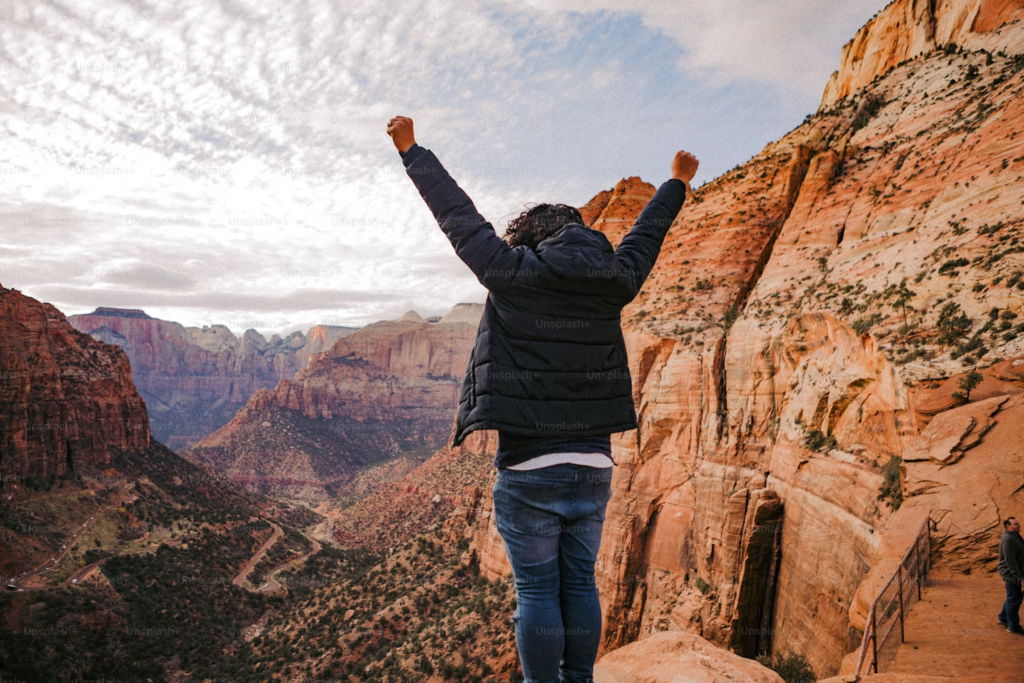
[821, 0, 1024, 108]
[181, 304, 483, 501]
[0, 286, 149, 484]
[69, 307, 358, 449]
[466, 0, 1024, 676]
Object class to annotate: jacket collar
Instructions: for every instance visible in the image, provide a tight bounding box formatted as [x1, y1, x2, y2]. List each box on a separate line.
[533, 223, 614, 276]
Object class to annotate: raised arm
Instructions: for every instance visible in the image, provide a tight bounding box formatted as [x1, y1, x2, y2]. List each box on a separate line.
[387, 116, 522, 292]
[613, 150, 698, 300]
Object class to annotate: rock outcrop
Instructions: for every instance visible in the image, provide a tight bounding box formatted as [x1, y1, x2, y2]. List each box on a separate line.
[466, 0, 1024, 677]
[181, 304, 483, 501]
[593, 631, 784, 683]
[68, 307, 359, 449]
[0, 286, 149, 484]
[820, 0, 1024, 108]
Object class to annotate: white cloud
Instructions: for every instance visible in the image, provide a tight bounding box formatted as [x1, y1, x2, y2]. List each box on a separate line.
[511, 0, 890, 95]
[0, 0, 889, 334]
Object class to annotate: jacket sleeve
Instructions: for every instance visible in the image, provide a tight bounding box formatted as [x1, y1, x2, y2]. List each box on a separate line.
[1006, 534, 1024, 582]
[401, 144, 522, 292]
[613, 178, 687, 300]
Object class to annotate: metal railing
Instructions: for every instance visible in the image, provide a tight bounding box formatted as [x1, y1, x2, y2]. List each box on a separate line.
[853, 517, 933, 677]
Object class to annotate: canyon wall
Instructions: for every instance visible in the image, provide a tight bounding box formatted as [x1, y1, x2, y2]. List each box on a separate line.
[820, 0, 1024, 108]
[68, 307, 358, 449]
[0, 286, 149, 484]
[470, 0, 1024, 676]
[182, 304, 483, 501]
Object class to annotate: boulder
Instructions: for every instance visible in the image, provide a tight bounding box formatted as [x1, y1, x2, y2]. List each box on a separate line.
[593, 631, 784, 683]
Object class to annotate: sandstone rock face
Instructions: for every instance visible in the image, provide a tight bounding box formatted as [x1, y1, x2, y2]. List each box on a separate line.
[820, 0, 1024, 108]
[593, 631, 784, 683]
[182, 305, 483, 501]
[467, 3, 1024, 678]
[69, 307, 360, 449]
[0, 287, 149, 483]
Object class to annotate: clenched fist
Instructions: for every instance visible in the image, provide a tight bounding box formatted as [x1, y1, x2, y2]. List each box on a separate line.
[671, 150, 699, 190]
[387, 116, 416, 153]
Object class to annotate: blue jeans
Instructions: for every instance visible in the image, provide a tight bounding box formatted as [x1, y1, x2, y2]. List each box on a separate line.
[492, 463, 613, 683]
[999, 578, 1023, 629]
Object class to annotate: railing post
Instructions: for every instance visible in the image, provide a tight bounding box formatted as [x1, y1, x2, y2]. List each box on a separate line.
[926, 520, 932, 576]
[897, 563, 906, 643]
[871, 604, 879, 673]
[916, 531, 923, 600]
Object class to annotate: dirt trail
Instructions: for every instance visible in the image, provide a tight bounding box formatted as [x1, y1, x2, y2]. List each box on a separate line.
[232, 522, 282, 588]
[885, 565, 1024, 680]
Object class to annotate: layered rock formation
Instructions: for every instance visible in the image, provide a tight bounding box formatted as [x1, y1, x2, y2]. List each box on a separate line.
[821, 0, 1024, 107]
[0, 286, 149, 484]
[69, 307, 359, 449]
[593, 631, 784, 683]
[182, 304, 483, 501]
[468, 0, 1024, 677]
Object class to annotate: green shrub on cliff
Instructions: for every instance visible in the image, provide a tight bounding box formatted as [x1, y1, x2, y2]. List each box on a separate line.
[803, 429, 837, 453]
[878, 455, 904, 510]
[756, 650, 816, 683]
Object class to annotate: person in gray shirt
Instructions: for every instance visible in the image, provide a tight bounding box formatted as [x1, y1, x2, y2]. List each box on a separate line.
[998, 516, 1024, 635]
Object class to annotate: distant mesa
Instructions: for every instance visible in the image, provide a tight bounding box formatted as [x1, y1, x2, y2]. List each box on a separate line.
[68, 309, 362, 449]
[67, 302, 479, 449]
[384, 303, 483, 326]
[182, 301, 482, 502]
[86, 307, 152, 319]
[438, 302, 484, 325]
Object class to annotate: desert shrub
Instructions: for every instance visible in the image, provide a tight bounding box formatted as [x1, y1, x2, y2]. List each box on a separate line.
[853, 314, 884, 335]
[938, 258, 970, 275]
[851, 94, 885, 134]
[951, 370, 983, 402]
[803, 429, 838, 453]
[723, 304, 740, 333]
[878, 455, 904, 510]
[937, 302, 972, 343]
[951, 333, 986, 360]
[756, 650, 816, 683]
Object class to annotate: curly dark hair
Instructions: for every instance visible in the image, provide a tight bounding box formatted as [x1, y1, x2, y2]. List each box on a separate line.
[503, 203, 584, 251]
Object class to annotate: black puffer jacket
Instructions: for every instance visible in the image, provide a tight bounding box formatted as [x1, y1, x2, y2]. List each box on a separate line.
[400, 143, 687, 447]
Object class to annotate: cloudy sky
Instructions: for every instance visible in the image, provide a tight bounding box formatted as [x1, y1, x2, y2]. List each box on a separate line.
[0, 0, 889, 335]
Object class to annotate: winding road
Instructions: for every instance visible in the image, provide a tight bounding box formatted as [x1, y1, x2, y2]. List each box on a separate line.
[260, 537, 321, 593]
[232, 521, 283, 588]
[7, 484, 134, 590]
